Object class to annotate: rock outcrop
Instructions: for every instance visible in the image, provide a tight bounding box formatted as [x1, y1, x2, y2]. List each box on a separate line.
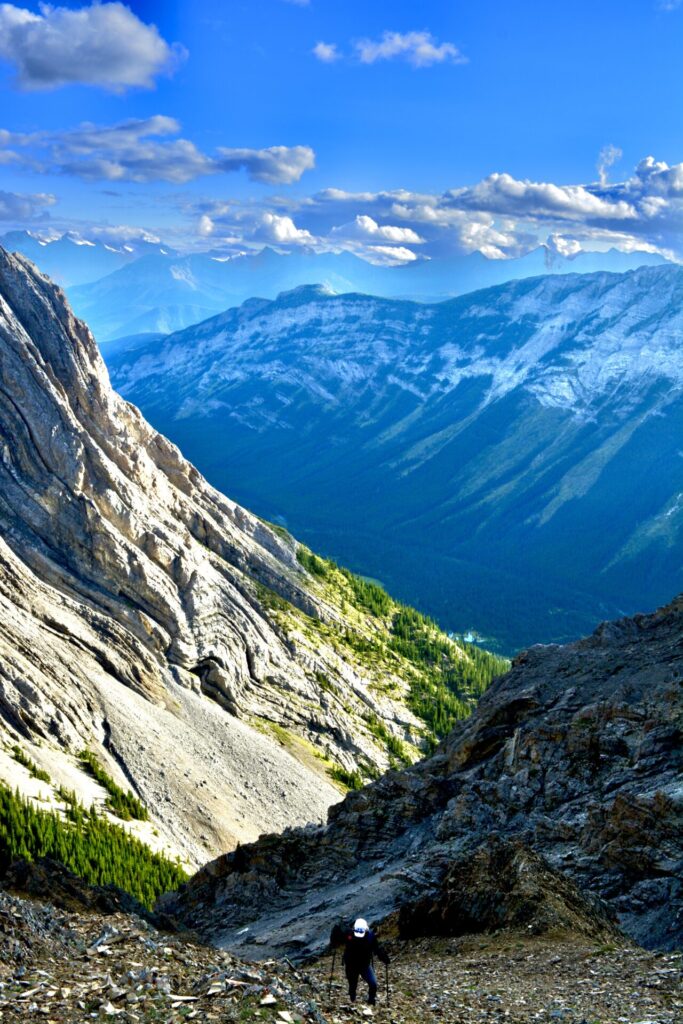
[0, 247, 500, 867]
[396, 838, 620, 942]
[162, 598, 683, 952]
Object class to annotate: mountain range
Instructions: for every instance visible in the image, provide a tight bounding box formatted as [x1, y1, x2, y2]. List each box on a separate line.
[0, 247, 680, 984]
[0, 230, 172, 288]
[105, 266, 683, 651]
[0, 245, 504, 870]
[58, 241, 667, 342]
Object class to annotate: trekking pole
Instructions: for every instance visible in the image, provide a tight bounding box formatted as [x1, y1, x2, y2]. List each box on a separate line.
[328, 948, 337, 1000]
[385, 962, 390, 1007]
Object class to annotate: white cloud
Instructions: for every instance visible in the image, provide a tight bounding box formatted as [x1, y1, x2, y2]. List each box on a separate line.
[313, 41, 340, 63]
[355, 30, 466, 68]
[216, 145, 315, 184]
[0, 2, 185, 92]
[547, 234, 582, 258]
[446, 173, 637, 221]
[1, 117, 316, 185]
[40, 154, 683, 265]
[364, 245, 419, 265]
[88, 224, 162, 246]
[597, 144, 622, 186]
[0, 189, 55, 220]
[197, 214, 214, 237]
[332, 214, 424, 243]
[255, 213, 314, 245]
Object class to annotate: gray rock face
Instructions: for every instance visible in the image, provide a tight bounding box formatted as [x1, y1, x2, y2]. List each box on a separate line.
[0, 247, 450, 865]
[162, 597, 683, 952]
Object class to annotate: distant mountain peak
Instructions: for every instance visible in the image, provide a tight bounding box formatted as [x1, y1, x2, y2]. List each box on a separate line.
[274, 282, 338, 304]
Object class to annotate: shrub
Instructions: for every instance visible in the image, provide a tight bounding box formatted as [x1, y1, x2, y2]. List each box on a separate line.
[327, 766, 364, 791]
[340, 568, 392, 617]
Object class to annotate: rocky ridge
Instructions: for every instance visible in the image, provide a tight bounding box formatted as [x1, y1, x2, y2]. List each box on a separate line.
[0, 247, 500, 868]
[162, 597, 683, 953]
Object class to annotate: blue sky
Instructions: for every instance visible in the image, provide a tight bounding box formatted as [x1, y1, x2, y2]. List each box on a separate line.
[0, 0, 682, 263]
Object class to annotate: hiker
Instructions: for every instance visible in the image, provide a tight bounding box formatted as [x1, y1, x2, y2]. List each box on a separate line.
[330, 917, 389, 1005]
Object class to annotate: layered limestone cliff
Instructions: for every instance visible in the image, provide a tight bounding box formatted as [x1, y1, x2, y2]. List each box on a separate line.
[0, 248, 500, 868]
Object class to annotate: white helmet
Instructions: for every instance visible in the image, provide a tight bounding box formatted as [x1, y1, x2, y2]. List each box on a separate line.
[353, 918, 369, 937]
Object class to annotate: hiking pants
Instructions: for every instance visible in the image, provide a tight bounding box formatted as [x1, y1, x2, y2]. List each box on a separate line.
[346, 963, 378, 1004]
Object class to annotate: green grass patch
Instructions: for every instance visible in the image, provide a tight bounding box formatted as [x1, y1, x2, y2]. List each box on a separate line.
[255, 581, 291, 612]
[314, 670, 336, 694]
[296, 546, 330, 578]
[10, 746, 51, 784]
[78, 750, 148, 822]
[364, 713, 412, 765]
[327, 765, 364, 791]
[0, 783, 186, 908]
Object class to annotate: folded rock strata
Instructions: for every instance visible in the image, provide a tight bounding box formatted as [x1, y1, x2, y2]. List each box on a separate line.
[0, 247, 460, 866]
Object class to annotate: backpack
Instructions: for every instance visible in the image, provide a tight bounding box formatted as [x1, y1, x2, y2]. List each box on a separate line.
[329, 919, 354, 947]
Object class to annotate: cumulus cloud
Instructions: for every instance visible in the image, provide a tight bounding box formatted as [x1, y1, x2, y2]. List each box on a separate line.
[0, 2, 185, 92]
[216, 145, 315, 184]
[547, 234, 582, 258]
[445, 173, 637, 220]
[331, 214, 424, 244]
[355, 30, 466, 67]
[313, 41, 340, 62]
[1, 117, 316, 185]
[254, 213, 315, 245]
[0, 189, 55, 220]
[68, 155, 683, 265]
[291, 161, 683, 262]
[197, 214, 214, 237]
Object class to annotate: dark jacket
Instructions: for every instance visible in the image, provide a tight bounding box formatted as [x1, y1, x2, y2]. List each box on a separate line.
[330, 924, 389, 969]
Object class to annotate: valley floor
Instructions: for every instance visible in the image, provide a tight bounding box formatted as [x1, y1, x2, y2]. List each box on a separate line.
[0, 890, 680, 1024]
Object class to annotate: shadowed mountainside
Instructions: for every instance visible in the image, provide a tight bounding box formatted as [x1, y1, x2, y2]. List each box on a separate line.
[162, 597, 683, 953]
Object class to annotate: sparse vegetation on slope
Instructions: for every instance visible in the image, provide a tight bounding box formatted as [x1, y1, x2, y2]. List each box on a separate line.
[11, 746, 51, 783]
[389, 606, 509, 737]
[78, 751, 148, 822]
[0, 784, 186, 908]
[285, 547, 509, 774]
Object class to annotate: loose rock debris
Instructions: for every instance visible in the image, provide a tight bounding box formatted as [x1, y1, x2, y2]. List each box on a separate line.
[0, 890, 680, 1024]
[309, 934, 682, 1024]
[0, 891, 326, 1023]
